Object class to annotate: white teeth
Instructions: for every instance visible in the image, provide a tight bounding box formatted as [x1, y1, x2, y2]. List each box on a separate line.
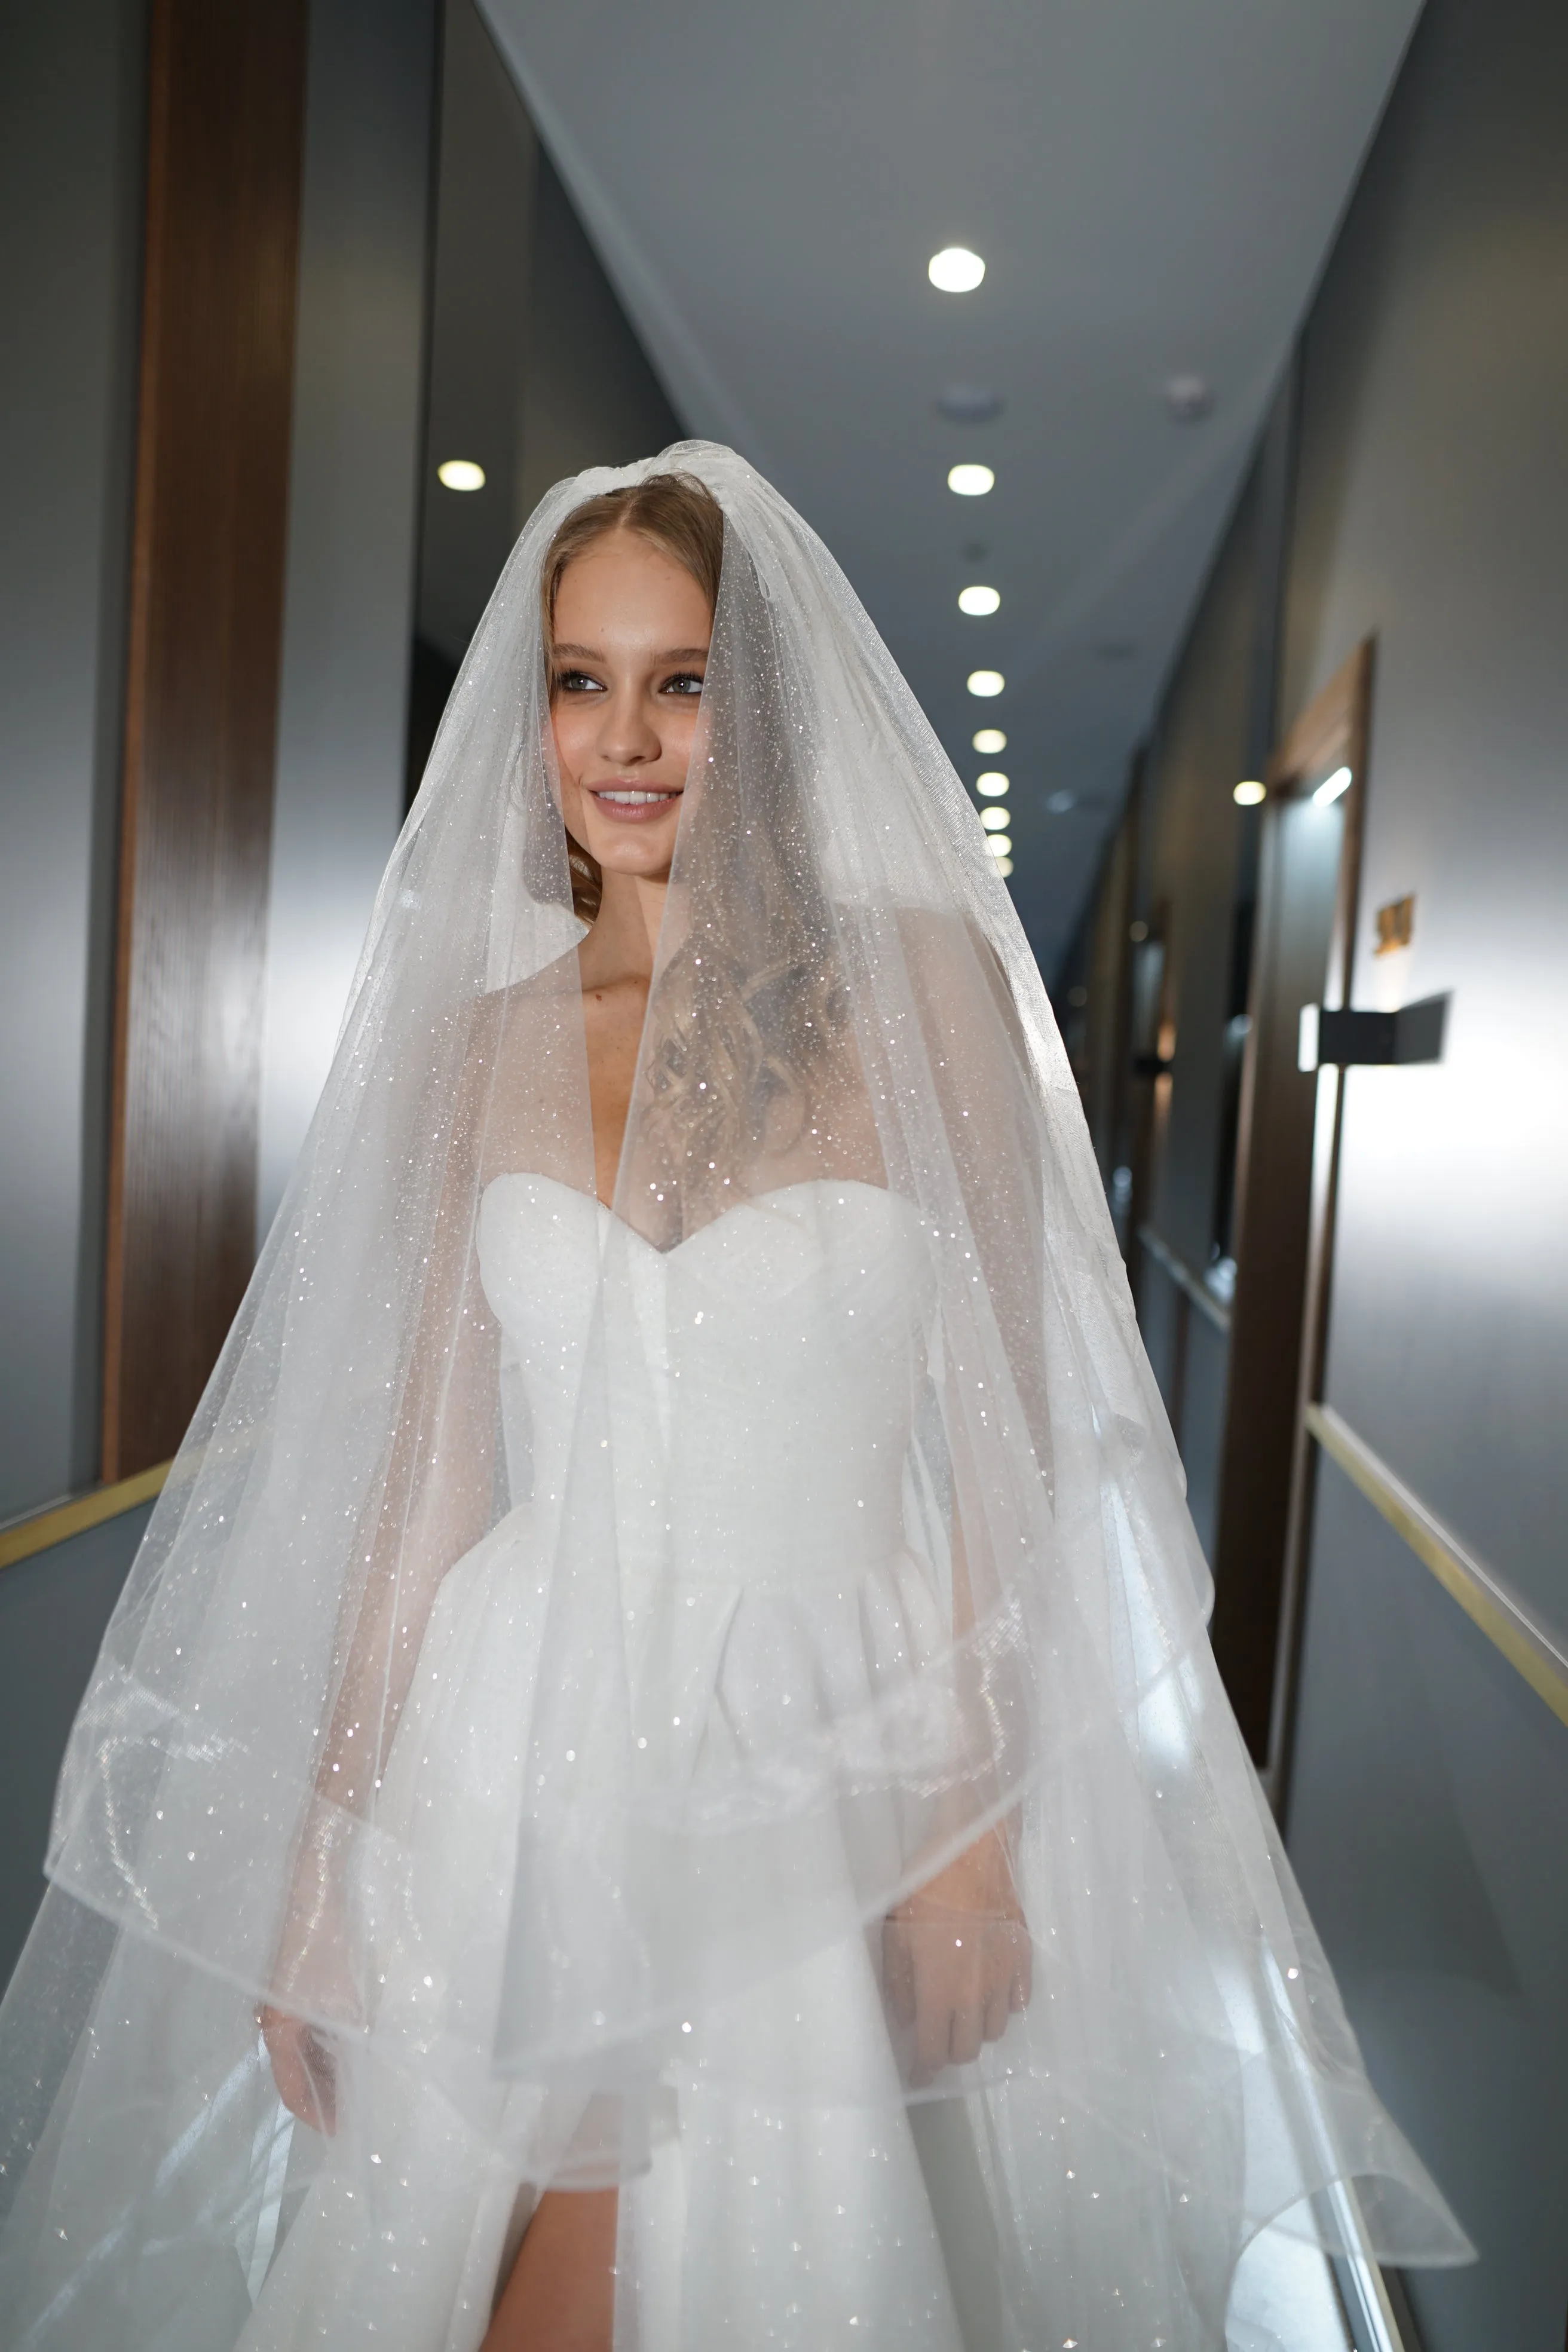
[598, 788, 672, 806]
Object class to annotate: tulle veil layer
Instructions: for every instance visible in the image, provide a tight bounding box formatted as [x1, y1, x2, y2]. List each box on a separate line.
[0, 442, 1468, 2347]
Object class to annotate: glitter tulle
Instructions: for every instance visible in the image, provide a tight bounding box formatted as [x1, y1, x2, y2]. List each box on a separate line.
[0, 444, 1469, 2349]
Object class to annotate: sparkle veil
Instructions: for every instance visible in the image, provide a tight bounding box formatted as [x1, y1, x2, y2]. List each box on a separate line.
[0, 443, 1468, 2347]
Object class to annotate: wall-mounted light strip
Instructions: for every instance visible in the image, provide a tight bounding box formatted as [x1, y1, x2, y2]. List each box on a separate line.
[1306, 1401, 1568, 1728]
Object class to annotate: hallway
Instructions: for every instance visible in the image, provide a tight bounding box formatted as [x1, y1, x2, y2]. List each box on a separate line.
[2, 1, 1564, 2345]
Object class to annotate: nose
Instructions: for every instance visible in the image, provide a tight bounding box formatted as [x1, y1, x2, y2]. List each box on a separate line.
[596, 681, 662, 767]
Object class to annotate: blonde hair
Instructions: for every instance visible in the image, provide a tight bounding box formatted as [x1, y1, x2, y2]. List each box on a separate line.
[542, 473, 725, 923]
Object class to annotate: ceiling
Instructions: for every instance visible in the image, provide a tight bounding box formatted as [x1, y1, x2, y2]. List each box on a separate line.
[480, 0, 1423, 976]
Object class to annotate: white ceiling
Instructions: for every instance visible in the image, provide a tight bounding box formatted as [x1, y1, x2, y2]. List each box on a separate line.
[482, 0, 1422, 976]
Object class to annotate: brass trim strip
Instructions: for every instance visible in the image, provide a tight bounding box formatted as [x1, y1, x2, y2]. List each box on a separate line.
[0, 1461, 170, 1574]
[1137, 1222, 1232, 1335]
[1306, 1401, 1568, 1729]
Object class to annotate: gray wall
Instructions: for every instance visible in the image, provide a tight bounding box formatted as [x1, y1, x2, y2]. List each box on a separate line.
[0, 1509, 149, 1987]
[1290, 1472, 1567, 2350]
[257, 0, 440, 1241]
[0, 0, 146, 1518]
[1113, 391, 1293, 1557]
[1278, 0, 1568, 1650]
[1086, 0, 1568, 2339]
[1277, 0, 1568, 2341]
[1139, 449, 1265, 1285]
[516, 151, 684, 522]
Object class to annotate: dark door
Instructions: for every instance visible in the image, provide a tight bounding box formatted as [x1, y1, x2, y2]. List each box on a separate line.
[1209, 641, 1371, 1770]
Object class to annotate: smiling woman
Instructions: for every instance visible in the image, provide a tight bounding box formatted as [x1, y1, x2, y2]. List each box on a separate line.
[550, 553, 708, 832]
[538, 477, 723, 924]
[0, 443, 1466, 2352]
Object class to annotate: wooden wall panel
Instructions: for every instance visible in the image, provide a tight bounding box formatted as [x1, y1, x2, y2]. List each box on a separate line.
[103, 0, 307, 1478]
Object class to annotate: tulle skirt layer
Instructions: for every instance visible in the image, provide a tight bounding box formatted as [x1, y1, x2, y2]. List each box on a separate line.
[0, 1505, 1468, 2352]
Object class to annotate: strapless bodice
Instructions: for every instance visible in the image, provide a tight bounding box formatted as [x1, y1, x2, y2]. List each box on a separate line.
[475, 1173, 938, 1594]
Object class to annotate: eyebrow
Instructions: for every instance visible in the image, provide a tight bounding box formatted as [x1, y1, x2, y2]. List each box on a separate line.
[551, 642, 710, 664]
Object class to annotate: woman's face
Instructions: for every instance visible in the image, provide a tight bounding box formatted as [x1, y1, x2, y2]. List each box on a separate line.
[550, 530, 712, 887]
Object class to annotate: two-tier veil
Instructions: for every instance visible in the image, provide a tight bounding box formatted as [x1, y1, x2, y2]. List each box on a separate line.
[0, 443, 1468, 2348]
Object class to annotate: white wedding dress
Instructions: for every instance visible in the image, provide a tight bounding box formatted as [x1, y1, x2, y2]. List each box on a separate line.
[7, 446, 1467, 2351]
[241, 1174, 1023, 2350]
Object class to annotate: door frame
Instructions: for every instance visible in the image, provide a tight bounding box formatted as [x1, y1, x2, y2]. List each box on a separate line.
[1210, 639, 1374, 1781]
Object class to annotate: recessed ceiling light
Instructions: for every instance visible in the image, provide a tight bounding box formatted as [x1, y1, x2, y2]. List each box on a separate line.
[948, 464, 995, 497]
[1313, 764, 1352, 806]
[936, 384, 1003, 424]
[976, 770, 1009, 797]
[967, 669, 1004, 697]
[994, 855, 1013, 878]
[1046, 791, 1076, 816]
[973, 728, 1006, 754]
[1233, 779, 1266, 806]
[981, 806, 1010, 832]
[985, 832, 1013, 859]
[437, 459, 485, 491]
[929, 247, 985, 293]
[958, 584, 1000, 616]
[1163, 374, 1214, 420]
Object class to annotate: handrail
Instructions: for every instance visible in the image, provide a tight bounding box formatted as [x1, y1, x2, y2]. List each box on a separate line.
[10, 1401, 1561, 1736]
[1306, 1401, 1568, 1729]
[1136, 1222, 1232, 1335]
[0, 1460, 170, 1574]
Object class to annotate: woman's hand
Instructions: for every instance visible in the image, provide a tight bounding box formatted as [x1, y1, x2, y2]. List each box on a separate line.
[259, 2004, 339, 2134]
[883, 1826, 1032, 2080]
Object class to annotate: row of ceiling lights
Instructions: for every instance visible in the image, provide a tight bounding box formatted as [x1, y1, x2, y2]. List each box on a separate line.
[930, 250, 1015, 871]
[929, 249, 1227, 870]
[435, 245, 1049, 882]
[437, 247, 1228, 887]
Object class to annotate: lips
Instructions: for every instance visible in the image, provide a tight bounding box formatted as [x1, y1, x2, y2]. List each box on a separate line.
[588, 783, 682, 824]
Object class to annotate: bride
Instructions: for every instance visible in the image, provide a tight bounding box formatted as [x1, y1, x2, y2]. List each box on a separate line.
[0, 446, 1466, 2349]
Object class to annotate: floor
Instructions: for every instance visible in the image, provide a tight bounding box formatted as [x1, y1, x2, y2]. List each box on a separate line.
[1228, 2223, 1359, 2352]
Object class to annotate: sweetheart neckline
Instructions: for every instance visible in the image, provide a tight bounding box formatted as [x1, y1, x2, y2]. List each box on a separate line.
[481, 1169, 912, 1260]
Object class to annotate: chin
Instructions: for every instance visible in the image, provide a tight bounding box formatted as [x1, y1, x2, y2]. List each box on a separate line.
[596, 832, 679, 875]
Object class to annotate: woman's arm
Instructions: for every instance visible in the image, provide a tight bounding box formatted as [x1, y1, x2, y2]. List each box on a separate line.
[264, 1004, 509, 2125]
[881, 908, 1045, 2076]
[883, 1512, 1032, 2077]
